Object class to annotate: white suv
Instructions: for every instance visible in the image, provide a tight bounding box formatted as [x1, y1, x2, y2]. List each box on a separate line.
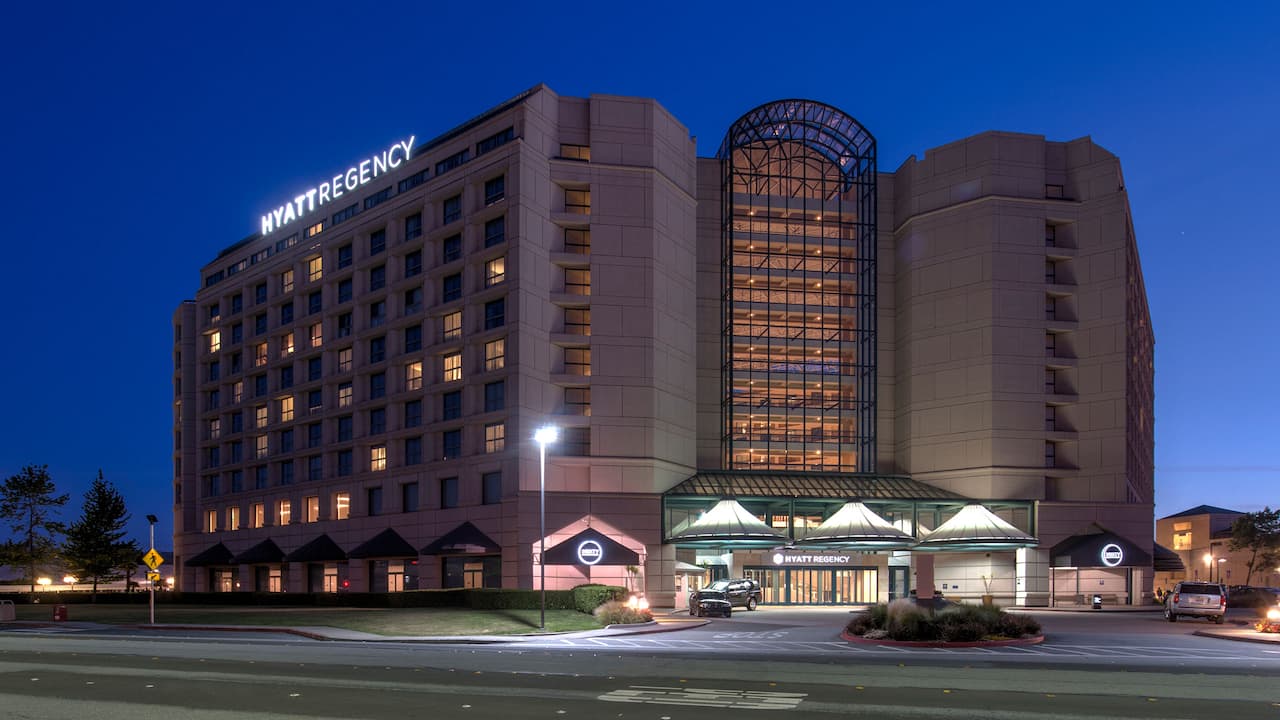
[1165, 582, 1227, 624]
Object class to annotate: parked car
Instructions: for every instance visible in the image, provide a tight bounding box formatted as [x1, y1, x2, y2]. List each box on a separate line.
[690, 579, 762, 611]
[1165, 581, 1227, 624]
[1226, 585, 1280, 609]
[689, 589, 733, 618]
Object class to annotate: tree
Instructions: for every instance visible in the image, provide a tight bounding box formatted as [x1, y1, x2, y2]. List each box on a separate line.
[0, 465, 69, 593]
[1227, 507, 1280, 586]
[62, 470, 137, 599]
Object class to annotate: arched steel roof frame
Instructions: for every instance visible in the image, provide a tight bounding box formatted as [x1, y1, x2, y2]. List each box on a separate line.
[717, 99, 876, 190]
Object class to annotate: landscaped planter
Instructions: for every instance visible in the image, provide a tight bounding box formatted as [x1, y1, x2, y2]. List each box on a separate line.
[840, 629, 1044, 648]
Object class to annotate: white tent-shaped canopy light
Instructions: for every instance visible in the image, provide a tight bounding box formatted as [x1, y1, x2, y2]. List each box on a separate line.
[666, 498, 788, 548]
[913, 503, 1037, 551]
[795, 500, 916, 549]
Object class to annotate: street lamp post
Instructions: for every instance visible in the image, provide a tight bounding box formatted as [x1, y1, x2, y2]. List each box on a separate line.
[146, 514, 158, 625]
[533, 426, 558, 631]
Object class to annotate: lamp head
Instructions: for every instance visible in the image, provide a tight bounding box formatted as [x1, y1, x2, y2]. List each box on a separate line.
[534, 426, 559, 445]
[146, 514, 159, 524]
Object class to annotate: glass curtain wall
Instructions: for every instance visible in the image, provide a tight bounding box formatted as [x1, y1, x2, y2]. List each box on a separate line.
[718, 101, 877, 471]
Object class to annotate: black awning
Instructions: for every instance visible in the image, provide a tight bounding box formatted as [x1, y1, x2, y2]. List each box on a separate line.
[347, 528, 418, 559]
[543, 527, 640, 567]
[284, 534, 347, 563]
[663, 470, 967, 501]
[1050, 525, 1153, 568]
[185, 542, 235, 567]
[421, 521, 501, 555]
[234, 539, 285, 565]
[1153, 543, 1186, 572]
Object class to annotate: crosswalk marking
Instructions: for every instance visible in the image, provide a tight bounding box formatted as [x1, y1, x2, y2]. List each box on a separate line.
[600, 685, 806, 710]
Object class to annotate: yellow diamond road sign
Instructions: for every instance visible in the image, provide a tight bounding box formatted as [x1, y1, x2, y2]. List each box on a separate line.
[143, 549, 164, 570]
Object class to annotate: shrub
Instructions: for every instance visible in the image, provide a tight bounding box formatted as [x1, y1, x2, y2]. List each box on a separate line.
[886, 600, 934, 640]
[938, 618, 986, 642]
[571, 584, 627, 613]
[593, 600, 653, 626]
[997, 613, 1041, 638]
[844, 600, 1040, 642]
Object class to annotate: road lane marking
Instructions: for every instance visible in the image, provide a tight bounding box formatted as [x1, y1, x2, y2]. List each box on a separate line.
[600, 685, 805, 710]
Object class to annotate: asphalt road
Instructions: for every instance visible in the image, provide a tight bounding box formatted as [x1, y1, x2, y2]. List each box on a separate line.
[1, 609, 1278, 718]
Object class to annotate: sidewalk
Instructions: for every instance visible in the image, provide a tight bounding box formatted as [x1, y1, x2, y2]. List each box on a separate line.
[1195, 626, 1280, 645]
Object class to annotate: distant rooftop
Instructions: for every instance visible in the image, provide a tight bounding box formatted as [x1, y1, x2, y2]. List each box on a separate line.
[1160, 504, 1245, 520]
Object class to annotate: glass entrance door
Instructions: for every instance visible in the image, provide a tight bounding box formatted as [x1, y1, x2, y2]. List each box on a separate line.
[744, 567, 878, 605]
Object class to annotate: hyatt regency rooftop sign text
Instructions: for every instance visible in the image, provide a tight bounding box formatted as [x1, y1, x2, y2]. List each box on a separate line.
[260, 136, 416, 237]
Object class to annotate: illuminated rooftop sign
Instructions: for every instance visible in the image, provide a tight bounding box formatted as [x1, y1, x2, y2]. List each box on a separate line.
[260, 136, 416, 237]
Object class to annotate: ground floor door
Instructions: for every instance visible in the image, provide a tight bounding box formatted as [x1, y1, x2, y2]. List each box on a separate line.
[743, 567, 878, 605]
[888, 566, 909, 600]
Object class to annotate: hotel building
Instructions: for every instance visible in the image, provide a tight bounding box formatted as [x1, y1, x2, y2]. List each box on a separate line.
[173, 84, 1154, 606]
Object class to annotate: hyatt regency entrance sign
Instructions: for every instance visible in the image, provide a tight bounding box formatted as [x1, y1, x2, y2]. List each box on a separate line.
[260, 136, 417, 236]
[772, 552, 853, 565]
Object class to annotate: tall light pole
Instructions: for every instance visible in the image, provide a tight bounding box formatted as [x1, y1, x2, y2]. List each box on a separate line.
[533, 426, 558, 631]
[146, 514, 158, 625]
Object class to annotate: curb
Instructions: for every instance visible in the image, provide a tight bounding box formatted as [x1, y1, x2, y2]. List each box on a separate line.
[1192, 629, 1280, 646]
[131, 624, 336, 641]
[840, 630, 1045, 648]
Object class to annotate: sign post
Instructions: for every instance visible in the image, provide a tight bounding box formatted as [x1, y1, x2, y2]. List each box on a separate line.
[143, 517, 163, 626]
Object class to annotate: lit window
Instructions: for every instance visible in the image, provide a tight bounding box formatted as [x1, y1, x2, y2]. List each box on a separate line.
[231, 381, 243, 404]
[565, 347, 591, 376]
[560, 143, 590, 161]
[281, 269, 294, 294]
[335, 492, 350, 520]
[485, 257, 506, 287]
[254, 434, 268, 459]
[250, 502, 264, 529]
[338, 382, 353, 408]
[255, 405, 268, 428]
[304, 495, 319, 523]
[208, 331, 221, 354]
[484, 422, 505, 453]
[307, 256, 323, 282]
[564, 228, 590, 254]
[565, 268, 590, 295]
[279, 396, 294, 422]
[565, 188, 590, 214]
[204, 510, 217, 533]
[564, 308, 590, 336]
[208, 419, 221, 440]
[226, 506, 240, 531]
[406, 361, 423, 391]
[280, 333, 295, 358]
[443, 352, 462, 382]
[371, 445, 387, 472]
[309, 322, 323, 348]
[442, 311, 462, 342]
[278, 499, 292, 526]
[485, 338, 505, 371]
[254, 342, 268, 367]
[338, 347, 352, 373]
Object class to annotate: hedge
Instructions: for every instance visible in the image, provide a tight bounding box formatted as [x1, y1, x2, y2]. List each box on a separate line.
[571, 584, 627, 613]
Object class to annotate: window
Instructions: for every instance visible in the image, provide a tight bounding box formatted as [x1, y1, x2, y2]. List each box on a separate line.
[255, 313, 267, 336]
[405, 250, 422, 278]
[335, 492, 350, 520]
[402, 482, 419, 512]
[370, 265, 386, 291]
[484, 298, 505, 329]
[338, 244, 353, 269]
[370, 336, 386, 363]
[484, 176, 505, 205]
[442, 234, 462, 264]
[279, 461, 295, 488]
[442, 390, 461, 420]
[204, 509, 217, 533]
[370, 372, 386, 399]
[1045, 369, 1057, 393]
[338, 347, 352, 373]
[369, 407, 386, 434]
[560, 143, 590, 161]
[404, 287, 424, 315]
[443, 194, 462, 224]
[254, 434, 269, 459]
[250, 502, 265, 528]
[338, 279, 353, 303]
[279, 365, 293, 389]
[1045, 296, 1057, 320]
[565, 188, 590, 214]
[338, 448, 353, 476]
[230, 323, 243, 344]
[254, 465, 268, 489]
[229, 411, 243, 433]
[1045, 224, 1057, 247]
[440, 476, 459, 508]
[1172, 522, 1193, 550]
[278, 499, 292, 526]
[208, 418, 222, 440]
[337, 415, 353, 442]
[255, 405, 268, 429]
[309, 322, 323, 348]
[1045, 260, 1057, 284]
[308, 422, 323, 448]
[563, 387, 590, 416]
[364, 185, 392, 210]
[307, 256, 323, 282]
[484, 381, 505, 412]
[1044, 442, 1057, 468]
[484, 216, 505, 247]
[371, 445, 387, 472]
[404, 399, 423, 427]
[442, 429, 462, 459]
[482, 472, 502, 505]
[565, 347, 591, 376]
[367, 485, 384, 516]
[1045, 405, 1057, 431]
[404, 214, 422, 241]
[404, 323, 423, 352]
[254, 342, 268, 367]
[279, 332, 295, 357]
[305, 221, 324, 238]
[229, 294, 243, 315]
[308, 291, 322, 315]
[1045, 333, 1057, 357]
[1045, 184, 1065, 199]
[255, 283, 268, 304]
[405, 436, 423, 465]
[281, 269, 294, 294]
[476, 127, 514, 156]
[443, 352, 462, 382]
[564, 228, 590, 254]
[279, 395, 294, 422]
[370, 229, 386, 256]
[565, 268, 590, 295]
[229, 441, 243, 464]
[557, 427, 590, 456]
[304, 495, 319, 523]
[338, 382, 353, 407]
[207, 389, 220, 410]
[437, 149, 469, 175]
[203, 472, 219, 494]
[443, 311, 462, 341]
[253, 372, 267, 398]
[308, 356, 322, 382]
[207, 361, 220, 382]
[279, 428, 294, 453]
[369, 300, 387, 327]
[229, 470, 242, 493]
[405, 361, 423, 391]
[484, 338, 505, 371]
[564, 308, 590, 335]
[307, 389, 321, 413]
[484, 422, 505, 453]
[208, 331, 221, 353]
[485, 257, 505, 287]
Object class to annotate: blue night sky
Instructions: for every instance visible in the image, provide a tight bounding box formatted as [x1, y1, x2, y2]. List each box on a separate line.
[1, 3, 1277, 547]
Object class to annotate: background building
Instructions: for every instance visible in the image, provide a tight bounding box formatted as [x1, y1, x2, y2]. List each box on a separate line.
[174, 85, 1154, 606]
[1154, 505, 1280, 590]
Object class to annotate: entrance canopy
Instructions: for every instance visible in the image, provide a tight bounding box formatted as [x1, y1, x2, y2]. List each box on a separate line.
[348, 529, 418, 559]
[234, 539, 285, 565]
[1153, 543, 1185, 572]
[543, 527, 640, 567]
[284, 534, 347, 563]
[421, 521, 500, 555]
[186, 542, 234, 567]
[914, 503, 1038, 551]
[795, 501, 915, 548]
[1050, 525, 1152, 568]
[667, 498, 788, 547]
